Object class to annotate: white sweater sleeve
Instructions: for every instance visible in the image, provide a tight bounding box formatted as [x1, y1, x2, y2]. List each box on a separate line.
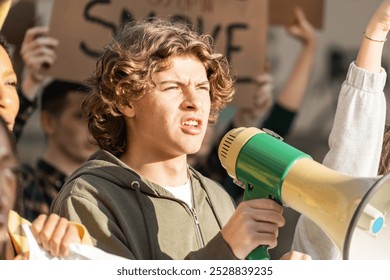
[291, 62, 387, 259]
[323, 62, 387, 176]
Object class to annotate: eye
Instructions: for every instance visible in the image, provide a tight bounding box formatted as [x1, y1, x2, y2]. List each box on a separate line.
[196, 81, 210, 92]
[6, 80, 17, 88]
[163, 86, 180, 91]
[197, 85, 210, 92]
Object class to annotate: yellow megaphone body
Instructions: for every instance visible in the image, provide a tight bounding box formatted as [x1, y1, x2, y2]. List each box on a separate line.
[218, 127, 390, 260]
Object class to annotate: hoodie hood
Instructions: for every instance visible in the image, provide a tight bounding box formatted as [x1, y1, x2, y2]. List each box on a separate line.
[67, 149, 160, 196]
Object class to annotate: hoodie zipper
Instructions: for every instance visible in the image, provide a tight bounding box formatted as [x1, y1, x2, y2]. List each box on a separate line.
[164, 198, 205, 249]
[190, 207, 205, 248]
[145, 173, 206, 249]
[189, 173, 206, 249]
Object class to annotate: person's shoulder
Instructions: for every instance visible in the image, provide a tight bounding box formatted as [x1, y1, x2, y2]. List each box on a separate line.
[19, 162, 38, 192]
[51, 151, 141, 213]
[62, 150, 140, 194]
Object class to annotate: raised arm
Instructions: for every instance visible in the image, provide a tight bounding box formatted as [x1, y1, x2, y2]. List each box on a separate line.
[13, 26, 58, 140]
[356, 0, 390, 72]
[234, 7, 317, 137]
[276, 7, 316, 111]
[19, 26, 58, 100]
[322, 1, 389, 176]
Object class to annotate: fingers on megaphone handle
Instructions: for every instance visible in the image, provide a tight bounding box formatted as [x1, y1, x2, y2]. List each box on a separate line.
[242, 199, 286, 250]
[246, 198, 285, 221]
[222, 199, 285, 259]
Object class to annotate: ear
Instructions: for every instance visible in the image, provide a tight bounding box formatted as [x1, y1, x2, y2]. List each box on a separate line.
[118, 103, 135, 118]
[40, 111, 57, 135]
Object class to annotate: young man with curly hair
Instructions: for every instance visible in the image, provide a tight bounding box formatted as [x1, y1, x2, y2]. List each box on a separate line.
[51, 19, 308, 260]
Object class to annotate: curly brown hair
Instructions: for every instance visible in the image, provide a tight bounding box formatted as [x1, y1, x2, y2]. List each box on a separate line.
[84, 19, 235, 157]
[378, 124, 390, 175]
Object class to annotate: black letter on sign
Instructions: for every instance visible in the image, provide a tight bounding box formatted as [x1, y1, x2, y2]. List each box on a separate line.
[120, 8, 135, 27]
[226, 23, 247, 62]
[80, 0, 117, 58]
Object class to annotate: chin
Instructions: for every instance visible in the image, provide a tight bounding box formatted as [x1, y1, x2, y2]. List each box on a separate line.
[186, 145, 203, 155]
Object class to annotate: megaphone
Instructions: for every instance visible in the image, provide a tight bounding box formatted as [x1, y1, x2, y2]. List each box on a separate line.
[218, 127, 390, 260]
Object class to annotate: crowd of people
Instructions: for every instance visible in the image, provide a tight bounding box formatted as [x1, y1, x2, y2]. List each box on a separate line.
[1, 0, 390, 260]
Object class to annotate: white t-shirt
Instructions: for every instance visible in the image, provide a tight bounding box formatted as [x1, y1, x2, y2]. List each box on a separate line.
[162, 180, 193, 209]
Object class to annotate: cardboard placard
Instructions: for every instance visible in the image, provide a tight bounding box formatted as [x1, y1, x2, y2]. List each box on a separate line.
[269, 0, 324, 29]
[0, 0, 12, 30]
[48, 0, 268, 108]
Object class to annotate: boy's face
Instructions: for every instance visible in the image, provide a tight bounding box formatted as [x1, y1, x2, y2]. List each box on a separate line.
[45, 92, 97, 164]
[126, 55, 211, 159]
[0, 46, 19, 131]
[0, 125, 18, 257]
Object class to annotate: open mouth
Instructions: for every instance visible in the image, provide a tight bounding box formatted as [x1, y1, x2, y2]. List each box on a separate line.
[182, 119, 199, 127]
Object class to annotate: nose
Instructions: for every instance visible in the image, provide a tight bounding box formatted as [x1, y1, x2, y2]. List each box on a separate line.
[0, 87, 10, 108]
[0, 85, 4, 106]
[181, 87, 202, 110]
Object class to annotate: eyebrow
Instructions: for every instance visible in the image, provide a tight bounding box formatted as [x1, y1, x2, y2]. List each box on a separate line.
[3, 69, 17, 79]
[197, 81, 210, 86]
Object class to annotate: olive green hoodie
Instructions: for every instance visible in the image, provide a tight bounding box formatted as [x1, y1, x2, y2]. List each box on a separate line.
[51, 150, 238, 260]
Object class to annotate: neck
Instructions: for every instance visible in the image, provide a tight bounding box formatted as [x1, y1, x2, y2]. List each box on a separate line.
[42, 146, 82, 177]
[120, 151, 188, 186]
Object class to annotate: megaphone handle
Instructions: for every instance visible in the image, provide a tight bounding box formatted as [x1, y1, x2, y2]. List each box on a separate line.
[243, 183, 279, 260]
[246, 245, 270, 260]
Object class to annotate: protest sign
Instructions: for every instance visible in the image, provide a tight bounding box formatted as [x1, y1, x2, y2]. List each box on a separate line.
[269, 0, 325, 29]
[48, 0, 268, 108]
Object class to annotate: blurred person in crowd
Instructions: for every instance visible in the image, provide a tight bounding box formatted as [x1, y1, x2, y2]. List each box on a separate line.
[0, 32, 18, 131]
[21, 80, 98, 221]
[0, 115, 89, 260]
[10, 26, 97, 221]
[0, 2, 93, 261]
[1, 30, 90, 260]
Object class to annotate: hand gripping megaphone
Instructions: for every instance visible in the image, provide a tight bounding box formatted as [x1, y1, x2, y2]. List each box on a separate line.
[218, 127, 390, 260]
